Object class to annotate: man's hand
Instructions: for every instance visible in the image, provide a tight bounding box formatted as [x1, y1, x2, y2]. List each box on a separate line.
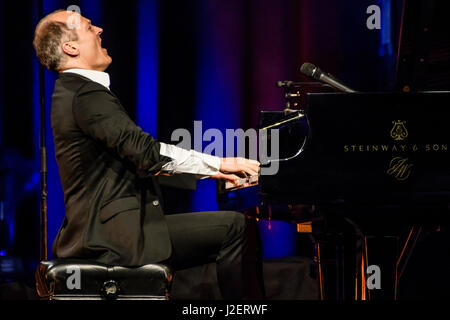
[210, 157, 260, 185]
[220, 157, 260, 176]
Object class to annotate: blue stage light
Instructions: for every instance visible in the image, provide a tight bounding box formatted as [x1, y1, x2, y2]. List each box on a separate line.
[136, 0, 159, 138]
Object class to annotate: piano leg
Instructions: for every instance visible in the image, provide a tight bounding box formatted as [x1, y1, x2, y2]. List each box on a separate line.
[363, 236, 370, 300]
[394, 226, 423, 300]
[354, 235, 370, 300]
[315, 241, 325, 300]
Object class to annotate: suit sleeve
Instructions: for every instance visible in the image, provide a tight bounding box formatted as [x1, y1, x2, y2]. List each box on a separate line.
[72, 85, 171, 177]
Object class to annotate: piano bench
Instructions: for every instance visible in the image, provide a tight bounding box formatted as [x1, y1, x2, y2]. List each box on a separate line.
[35, 259, 173, 300]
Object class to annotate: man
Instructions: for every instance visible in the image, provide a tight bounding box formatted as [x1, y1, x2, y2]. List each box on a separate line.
[33, 9, 263, 299]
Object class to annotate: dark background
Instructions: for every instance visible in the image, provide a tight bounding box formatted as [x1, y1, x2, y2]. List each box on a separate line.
[0, 0, 448, 299]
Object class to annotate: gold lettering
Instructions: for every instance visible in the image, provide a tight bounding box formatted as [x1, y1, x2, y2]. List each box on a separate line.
[424, 144, 449, 152]
[343, 143, 445, 153]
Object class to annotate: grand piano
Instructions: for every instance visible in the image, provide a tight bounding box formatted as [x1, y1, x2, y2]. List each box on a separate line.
[217, 0, 450, 300]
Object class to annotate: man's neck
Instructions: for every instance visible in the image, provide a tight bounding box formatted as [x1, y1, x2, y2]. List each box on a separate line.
[60, 68, 106, 72]
[59, 64, 108, 73]
[62, 68, 111, 90]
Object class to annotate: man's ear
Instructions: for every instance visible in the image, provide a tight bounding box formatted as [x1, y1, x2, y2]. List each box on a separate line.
[62, 41, 79, 57]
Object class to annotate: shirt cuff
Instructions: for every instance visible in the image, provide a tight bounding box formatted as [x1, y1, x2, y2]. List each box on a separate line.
[159, 142, 221, 176]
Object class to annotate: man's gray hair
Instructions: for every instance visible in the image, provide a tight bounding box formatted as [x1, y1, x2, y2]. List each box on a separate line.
[33, 10, 78, 72]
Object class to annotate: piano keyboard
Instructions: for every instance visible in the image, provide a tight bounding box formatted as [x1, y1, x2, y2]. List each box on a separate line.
[225, 174, 259, 191]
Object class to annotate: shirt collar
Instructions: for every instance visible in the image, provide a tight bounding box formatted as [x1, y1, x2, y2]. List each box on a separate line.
[63, 69, 111, 90]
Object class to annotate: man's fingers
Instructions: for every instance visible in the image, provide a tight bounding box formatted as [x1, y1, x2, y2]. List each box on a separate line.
[242, 168, 258, 176]
[224, 174, 241, 185]
[210, 172, 241, 185]
[220, 157, 261, 175]
[248, 159, 260, 166]
[241, 163, 260, 175]
[239, 158, 260, 166]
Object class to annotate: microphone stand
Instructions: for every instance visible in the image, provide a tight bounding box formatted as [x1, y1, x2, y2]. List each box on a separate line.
[38, 0, 48, 262]
[276, 80, 334, 113]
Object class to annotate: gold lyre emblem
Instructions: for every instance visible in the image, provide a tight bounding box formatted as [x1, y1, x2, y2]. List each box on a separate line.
[390, 120, 408, 141]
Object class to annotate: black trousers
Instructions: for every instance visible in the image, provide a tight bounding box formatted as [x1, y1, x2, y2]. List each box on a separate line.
[163, 211, 265, 300]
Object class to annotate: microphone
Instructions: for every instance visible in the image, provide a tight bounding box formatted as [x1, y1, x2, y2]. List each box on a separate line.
[300, 62, 356, 93]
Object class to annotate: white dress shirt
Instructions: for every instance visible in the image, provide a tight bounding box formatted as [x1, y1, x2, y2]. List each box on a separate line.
[63, 69, 221, 177]
[64, 68, 111, 90]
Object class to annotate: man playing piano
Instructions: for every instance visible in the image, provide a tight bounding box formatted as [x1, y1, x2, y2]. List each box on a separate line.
[33, 9, 263, 299]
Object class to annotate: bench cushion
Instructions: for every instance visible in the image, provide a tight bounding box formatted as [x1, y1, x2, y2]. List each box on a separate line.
[36, 259, 173, 300]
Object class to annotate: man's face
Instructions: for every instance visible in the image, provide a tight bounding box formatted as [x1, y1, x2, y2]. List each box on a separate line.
[75, 15, 112, 71]
[54, 11, 112, 71]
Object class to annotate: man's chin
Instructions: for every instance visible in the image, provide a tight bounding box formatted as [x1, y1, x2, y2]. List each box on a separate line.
[104, 50, 112, 60]
[104, 52, 112, 63]
[98, 57, 112, 72]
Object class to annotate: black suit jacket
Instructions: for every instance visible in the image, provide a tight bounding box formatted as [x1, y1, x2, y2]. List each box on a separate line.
[51, 72, 172, 266]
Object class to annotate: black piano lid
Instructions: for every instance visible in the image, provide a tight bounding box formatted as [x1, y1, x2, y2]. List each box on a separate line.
[396, 0, 450, 92]
[301, 91, 450, 206]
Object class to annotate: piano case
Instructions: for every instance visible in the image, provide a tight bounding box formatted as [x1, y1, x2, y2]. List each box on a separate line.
[35, 259, 173, 300]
